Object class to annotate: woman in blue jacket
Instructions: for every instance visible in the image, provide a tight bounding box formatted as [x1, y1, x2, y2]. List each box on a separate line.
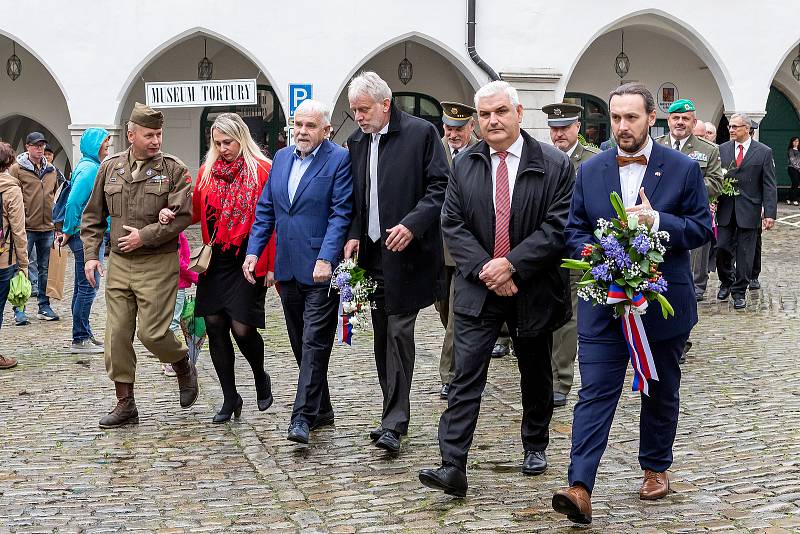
[59, 128, 109, 354]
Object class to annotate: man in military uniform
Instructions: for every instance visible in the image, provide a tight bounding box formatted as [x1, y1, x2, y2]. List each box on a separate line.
[542, 102, 600, 407]
[82, 102, 197, 428]
[656, 99, 723, 303]
[435, 102, 478, 399]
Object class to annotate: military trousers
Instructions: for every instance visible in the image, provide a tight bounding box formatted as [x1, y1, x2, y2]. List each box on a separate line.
[550, 272, 579, 395]
[434, 266, 456, 385]
[104, 251, 188, 384]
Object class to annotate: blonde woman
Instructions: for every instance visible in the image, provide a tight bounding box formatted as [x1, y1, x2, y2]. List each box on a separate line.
[163, 112, 275, 422]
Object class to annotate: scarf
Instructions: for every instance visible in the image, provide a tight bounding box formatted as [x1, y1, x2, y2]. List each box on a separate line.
[205, 156, 260, 251]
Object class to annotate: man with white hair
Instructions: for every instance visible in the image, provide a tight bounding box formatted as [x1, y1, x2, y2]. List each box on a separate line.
[246, 99, 353, 445]
[704, 122, 717, 143]
[418, 80, 573, 496]
[343, 71, 450, 454]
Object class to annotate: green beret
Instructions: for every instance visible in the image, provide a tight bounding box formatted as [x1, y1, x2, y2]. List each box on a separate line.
[130, 102, 164, 129]
[667, 99, 695, 114]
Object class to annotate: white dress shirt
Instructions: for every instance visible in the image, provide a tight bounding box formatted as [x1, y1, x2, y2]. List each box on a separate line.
[489, 133, 524, 210]
[735, 136, 752, 162]
[617, 137, 660, 231]
[669, 135, 688, 151]
[368, 122, 389, 242]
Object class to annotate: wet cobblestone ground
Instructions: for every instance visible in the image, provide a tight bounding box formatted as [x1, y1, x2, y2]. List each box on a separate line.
[2, 208, 800, 533]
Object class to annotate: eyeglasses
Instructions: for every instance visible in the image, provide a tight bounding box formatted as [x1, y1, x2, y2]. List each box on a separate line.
[728, 124, 748, 130]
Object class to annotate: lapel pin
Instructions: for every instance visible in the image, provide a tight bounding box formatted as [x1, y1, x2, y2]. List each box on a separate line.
[146, 169, 154, 176]
[655, 171, 662, 177]
[117, 169, 125, 175]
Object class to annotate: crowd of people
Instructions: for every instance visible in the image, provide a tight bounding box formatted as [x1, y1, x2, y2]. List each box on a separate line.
[0, 70, 782, 525]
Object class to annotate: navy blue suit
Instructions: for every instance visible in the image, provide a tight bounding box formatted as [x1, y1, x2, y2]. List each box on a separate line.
[248, 139, 353, 426]
[565, 141, 712, 492]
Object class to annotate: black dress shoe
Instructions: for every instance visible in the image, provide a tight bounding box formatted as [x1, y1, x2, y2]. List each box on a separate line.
[287, 421, 310, 444]
[553, 391, 567, 407]
[733, 297, 746, 310]
[419, 466, 468, 498]
[212, 395, 243, 424]
[310, 411, 335, 431]
[717, 286, 731, 301]
[491, 343, 509, 358]
[522, 450, 547, 475]
[375, 429, 401, 453]
[695, 292, 705, 302]
[369, 426, 385, 441]
[749, 279, 761, 290]
[440, 384, 450, 400]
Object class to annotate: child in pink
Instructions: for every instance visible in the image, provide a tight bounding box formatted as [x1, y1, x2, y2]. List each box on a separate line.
[163, 232, 199, 376]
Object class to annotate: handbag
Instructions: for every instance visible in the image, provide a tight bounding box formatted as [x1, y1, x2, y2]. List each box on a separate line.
[188, 227, 216, 274]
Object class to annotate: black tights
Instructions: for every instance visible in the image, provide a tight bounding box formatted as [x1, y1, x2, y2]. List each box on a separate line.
[205, 313, 270, 411]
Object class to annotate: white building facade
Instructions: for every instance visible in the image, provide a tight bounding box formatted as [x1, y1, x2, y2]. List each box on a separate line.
[2, 0, 799, 186]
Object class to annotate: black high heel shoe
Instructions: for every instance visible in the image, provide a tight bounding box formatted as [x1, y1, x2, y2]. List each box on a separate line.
[257, 374, 274, 412]
[213, 394, 243, 423]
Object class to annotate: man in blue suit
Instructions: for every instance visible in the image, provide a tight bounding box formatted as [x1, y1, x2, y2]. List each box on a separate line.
[245, 99, 353, 445]
[552, 83, 712, 525]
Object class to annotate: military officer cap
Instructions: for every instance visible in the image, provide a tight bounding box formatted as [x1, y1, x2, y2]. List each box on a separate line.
[541, 103, 583, 127]
[667, 99, 696, 114]
[441, 101, 476, 127]
[129, 102, 164, 129]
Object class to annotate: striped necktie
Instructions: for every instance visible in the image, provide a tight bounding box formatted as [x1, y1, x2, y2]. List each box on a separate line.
[493, 151, 511, 258]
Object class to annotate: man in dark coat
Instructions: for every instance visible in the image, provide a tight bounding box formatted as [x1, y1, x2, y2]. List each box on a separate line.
[418, 80, 573, 497]
[716, 113, 777, 309]
[344, 71, 450, 453]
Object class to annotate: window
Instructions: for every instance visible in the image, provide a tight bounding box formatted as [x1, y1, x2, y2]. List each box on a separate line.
[200, 84, 286, 161]
[564, 93, 610, 146]
[392, 92, 444, 136]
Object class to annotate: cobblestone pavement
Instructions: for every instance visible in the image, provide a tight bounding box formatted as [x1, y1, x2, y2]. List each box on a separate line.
[2, 210, 800, 534]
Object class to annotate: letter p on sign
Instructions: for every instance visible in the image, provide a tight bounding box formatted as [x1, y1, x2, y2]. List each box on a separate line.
[289, 84, 313, 117]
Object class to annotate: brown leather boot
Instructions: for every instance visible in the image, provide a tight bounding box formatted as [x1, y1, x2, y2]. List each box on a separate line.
[640, 470, 670, 500]
[171, 356, 198, 408]
[98, 382, 138, 428]
[0, 354, 18, 369]
[552, 485, 592, 524]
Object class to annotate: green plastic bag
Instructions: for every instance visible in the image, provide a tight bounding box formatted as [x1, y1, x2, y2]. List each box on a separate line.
[180, 296, 206, 338]
[8, 270, 31, 308]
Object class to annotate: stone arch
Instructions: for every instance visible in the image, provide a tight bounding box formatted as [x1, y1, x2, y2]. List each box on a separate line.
[114, 27, 287, 125]
[562, 9, 734, 112]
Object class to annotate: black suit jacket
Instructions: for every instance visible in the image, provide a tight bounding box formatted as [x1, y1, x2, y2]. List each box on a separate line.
[347, 103, 451, 314]
[441, 130, 573, 337]
[717, 139, 777, 229]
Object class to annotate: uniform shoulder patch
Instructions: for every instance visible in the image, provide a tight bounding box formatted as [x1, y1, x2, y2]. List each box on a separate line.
[655, 134, 669, 143]
[101, 151, 124, 164]
[584, 144, 601, 155]
[693, 136, 718, 151]
[161, 152, 187, 168]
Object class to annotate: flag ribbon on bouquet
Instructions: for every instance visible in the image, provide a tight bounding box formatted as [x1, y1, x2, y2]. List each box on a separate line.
[607, 283, 659, 395]
[336, 299, 353, 345]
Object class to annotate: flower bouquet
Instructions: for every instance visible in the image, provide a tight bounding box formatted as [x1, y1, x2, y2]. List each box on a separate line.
[330, 259, 378, 345]
[561, 192, 674, 395]
[715, 164, 740, 200]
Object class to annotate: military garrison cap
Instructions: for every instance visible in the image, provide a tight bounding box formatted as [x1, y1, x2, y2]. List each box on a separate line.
[129, 102, 164, 129]
[541, 103, 583, 127]
[667, 99, 696, 114]
[441, 101, 476, 127]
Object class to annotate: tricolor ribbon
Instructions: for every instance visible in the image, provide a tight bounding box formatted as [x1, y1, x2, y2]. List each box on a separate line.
[607, 283, 659, 395]
[336, 299, 353, 345]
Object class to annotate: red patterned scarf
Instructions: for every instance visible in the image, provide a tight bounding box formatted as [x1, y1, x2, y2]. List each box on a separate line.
[205, 156, 260, 251]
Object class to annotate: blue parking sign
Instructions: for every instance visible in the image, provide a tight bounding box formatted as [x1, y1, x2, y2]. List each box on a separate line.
[289, 84, 313, 117]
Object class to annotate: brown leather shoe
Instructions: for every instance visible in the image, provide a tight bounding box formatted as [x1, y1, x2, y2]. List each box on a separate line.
[171, 356, 198, 408]
[640, 470, 670, 500]
[99, 382, 138, 428]
[0, 355, 18, 369]
[552, 485, 592, 524]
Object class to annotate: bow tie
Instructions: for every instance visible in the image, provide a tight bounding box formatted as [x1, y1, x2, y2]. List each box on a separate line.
[617, 155, 648, 167]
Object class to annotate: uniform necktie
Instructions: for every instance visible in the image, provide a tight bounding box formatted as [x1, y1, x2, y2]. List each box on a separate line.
[130, 160, 139, 180]
[368, 133, 381, 242]
[736, 144, 744, 167]
[493, 151, 511, 258]
[616, 155, 648, 167]
[453, 148, 459, 156]
[674, 140, 680, 151]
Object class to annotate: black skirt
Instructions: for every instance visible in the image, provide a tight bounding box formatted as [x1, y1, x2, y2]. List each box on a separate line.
[195, 241, 268, 328]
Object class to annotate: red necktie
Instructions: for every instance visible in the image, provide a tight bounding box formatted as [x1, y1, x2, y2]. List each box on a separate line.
[493, 151, 511, 258]
[736, 144, 744, 167]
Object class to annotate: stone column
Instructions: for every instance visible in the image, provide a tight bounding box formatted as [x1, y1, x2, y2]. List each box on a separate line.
[500, 69, 562, 142]
[68, 124, 122, 169]
[724, 111, 766, 141]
